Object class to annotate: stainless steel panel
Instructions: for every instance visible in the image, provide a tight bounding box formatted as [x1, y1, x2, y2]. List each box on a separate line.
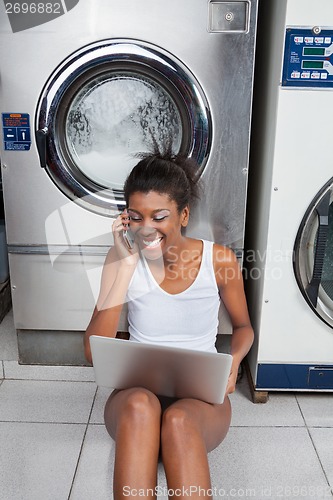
[9, 251, 128, 331]
[17, 330, 89, 366]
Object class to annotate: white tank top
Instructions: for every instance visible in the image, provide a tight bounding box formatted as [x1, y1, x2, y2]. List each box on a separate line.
[126, 240, 220, 352]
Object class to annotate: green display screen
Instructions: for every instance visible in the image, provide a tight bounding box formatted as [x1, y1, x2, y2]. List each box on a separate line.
[303, 47, 325, 56]
[302, 60, 324, 69]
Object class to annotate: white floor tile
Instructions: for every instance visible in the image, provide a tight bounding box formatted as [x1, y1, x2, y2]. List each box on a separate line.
[157, 465, 168, 499]
[208, 427, 330, 499]
[229, 378, 305, 427]
[89, 386, 111, 424]
[0, 379, 96, 423]
[3, 360, 95, 382]
[70, 424, 115, 500]
[0, 310, 18, 361]
[309, 428, 333, 490]
[0, 421, 85, 500]
[296, 394, 333, 427]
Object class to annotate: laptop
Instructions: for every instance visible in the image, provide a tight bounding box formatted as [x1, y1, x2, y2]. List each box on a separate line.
[89, 335, 233, 404]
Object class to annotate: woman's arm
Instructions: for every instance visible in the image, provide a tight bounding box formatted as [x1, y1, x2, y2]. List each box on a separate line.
[84, 213, 139, 364]
[213, 244, 254, 395]
[84, 249, 137, 363]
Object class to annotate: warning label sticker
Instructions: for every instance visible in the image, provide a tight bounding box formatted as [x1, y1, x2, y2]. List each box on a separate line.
[2, 113, 31, 151]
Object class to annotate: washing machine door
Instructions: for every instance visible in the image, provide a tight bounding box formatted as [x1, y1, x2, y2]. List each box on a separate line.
[294, 179, 333, 329]
[36, 39, 211, 216]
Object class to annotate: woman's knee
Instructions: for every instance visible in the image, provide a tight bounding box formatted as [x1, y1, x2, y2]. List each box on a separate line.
[123, 388, 161, 418]
[161, 398, 232, 453]
[161, 405, 197, 445]
[104, 388, 161, 435]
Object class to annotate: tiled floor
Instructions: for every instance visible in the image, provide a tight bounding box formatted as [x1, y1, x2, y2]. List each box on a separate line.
[1, 310, 333, 499]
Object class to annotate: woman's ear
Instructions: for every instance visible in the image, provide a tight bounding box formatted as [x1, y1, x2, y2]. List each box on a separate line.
[181, 206, 190, 227]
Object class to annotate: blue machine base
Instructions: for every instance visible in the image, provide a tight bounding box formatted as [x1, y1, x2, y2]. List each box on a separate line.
[256, 364, 333, 390]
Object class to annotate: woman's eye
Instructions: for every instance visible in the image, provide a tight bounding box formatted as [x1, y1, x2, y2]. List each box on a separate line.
[128, 214, 168, 222]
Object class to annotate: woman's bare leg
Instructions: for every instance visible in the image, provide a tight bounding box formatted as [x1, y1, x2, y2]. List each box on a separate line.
[104, 387, 162, 499]
[160, 396, 231, 499]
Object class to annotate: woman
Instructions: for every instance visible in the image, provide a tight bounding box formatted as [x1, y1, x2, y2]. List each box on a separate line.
[84, 149, 254, 499]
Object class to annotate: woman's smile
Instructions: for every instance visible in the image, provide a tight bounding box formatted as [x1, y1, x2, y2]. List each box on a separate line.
[141, 236, 164, 249]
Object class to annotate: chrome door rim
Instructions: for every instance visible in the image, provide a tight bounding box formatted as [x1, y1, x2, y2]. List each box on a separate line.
[294, 179, 333, 329]
[36, 39, 211, 216]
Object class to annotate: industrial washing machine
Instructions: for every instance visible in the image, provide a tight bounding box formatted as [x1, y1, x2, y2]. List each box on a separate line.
[246, 0, 333, 397]
[0, 0, 258, 364]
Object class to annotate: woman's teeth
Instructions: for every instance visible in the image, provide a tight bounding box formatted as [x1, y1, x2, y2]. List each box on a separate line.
[142, 237, 163, 248]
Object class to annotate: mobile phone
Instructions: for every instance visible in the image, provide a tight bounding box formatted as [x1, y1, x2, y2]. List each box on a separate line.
[123, 229, 134, 249]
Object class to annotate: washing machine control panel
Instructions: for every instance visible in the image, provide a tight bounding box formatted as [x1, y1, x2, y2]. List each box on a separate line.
[282, 28, 333, 87]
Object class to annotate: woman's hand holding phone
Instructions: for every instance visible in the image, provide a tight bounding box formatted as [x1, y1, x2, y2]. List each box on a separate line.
[112, 209, 139, 267]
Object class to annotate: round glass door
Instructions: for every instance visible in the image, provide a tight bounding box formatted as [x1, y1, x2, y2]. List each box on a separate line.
[65, 72, 182, 190]
[36, 40, 211, 216]
[294, 179, 333, 329]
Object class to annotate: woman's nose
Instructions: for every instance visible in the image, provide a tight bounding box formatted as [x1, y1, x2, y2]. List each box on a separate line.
[137, 219, 157, 235]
